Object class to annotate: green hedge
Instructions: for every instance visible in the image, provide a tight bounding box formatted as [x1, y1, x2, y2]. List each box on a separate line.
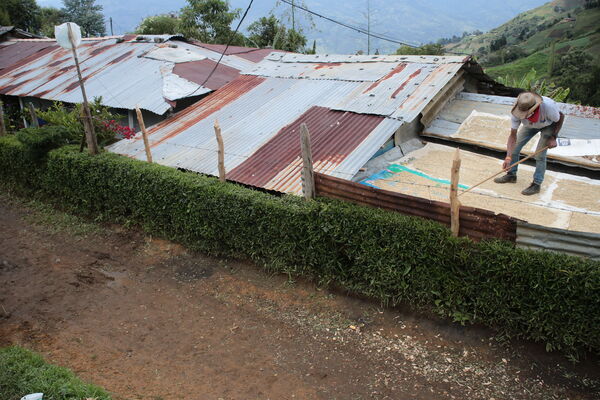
[0, 346, 111, 400]
[1, 134, 599, 357]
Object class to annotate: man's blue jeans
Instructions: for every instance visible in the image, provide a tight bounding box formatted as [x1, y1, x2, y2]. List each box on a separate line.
[508, 123, 555, 185]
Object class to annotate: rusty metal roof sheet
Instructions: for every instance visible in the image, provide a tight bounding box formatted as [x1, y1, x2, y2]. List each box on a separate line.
[247, 53, 466, 122]
[191, 42, 282, 63]
[108, 74, 403, 193]
[0, 37, 271, 114]
[107, 52, 470, 193]
[227, 106, 386, 193]
[265, 53, 468, 64]
[173, 59, 240, 91]
[0, 41, 57, 71]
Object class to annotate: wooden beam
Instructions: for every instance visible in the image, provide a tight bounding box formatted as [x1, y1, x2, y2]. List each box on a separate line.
[450, 147, 461, 237]
[68, 23, 99, 155]
[135, 105, 153, 163]
[300, 123, 315, 200]
[214, 119, 226, 182]
[421, 72, 465, 128]
[18, 97, 27, 127]
[0, 101, 6, 136]
[27, 103, 39, 128]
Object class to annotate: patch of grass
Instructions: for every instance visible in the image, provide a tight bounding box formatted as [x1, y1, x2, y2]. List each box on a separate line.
[0, 346, 112, 400]
[0, 191, 105, 237]
[485, 51, 549, 79]
[23, 199, 105, 237]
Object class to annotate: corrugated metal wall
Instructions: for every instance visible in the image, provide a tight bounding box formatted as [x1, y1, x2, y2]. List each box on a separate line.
[516, 222, 600, 260]
[314, 172, 517, 242]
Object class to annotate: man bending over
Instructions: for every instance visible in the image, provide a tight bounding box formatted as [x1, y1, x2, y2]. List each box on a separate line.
[494, 91, 564, 195]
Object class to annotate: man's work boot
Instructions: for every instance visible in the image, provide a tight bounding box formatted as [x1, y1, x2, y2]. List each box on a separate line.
[521, 182, 541, 196]
[494, 174, 517, 184]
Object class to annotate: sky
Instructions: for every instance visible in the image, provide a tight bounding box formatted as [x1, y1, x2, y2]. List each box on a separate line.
[37, 0, 548, 54]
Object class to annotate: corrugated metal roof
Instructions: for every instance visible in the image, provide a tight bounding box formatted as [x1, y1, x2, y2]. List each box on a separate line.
[0, 41, 57, 71]
[192, 42, 282, 63]
[247, 53, 466, 122]
[0, 37, 275, 114]
[265, 53, 468, 64]
[108, 52, 469, 193]
[173, 59, 240, 90]
[227, 106, 386, 193]
[108, 74, 404, 193]
[0, 26, 14, 35]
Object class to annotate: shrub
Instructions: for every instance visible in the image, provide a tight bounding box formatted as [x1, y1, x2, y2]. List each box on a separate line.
[0, 346, 111, 400]
[36, 98, 132, 146]
[1, 140, 599, 358]
[15, 126, 71, 161]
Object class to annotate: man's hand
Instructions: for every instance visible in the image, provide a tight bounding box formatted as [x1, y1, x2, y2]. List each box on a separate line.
[502, 156, 512, 170]
[547, 136, 557, 149]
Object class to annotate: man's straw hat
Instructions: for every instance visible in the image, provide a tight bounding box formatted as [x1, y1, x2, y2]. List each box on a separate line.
[511, 91, 542, 119]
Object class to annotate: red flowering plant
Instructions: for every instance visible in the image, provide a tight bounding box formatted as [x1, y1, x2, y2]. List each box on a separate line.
[36, 97, 137, 147]
[101, 119, 136, 140]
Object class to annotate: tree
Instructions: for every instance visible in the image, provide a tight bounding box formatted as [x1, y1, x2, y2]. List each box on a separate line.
[136, 14, 181, 35]
[39, 7, 66, 38]
[247, 15, 280, 48]
[489, 35, 507, 52]
[551, 48, 600, 106]
[284, 28, 306, 52]
[246, 14, 307, 52]
[179, 0, 243, 45]
[396, 43, 444, 56]
[0, 0, 41, 32]
[61, 0, 106, 37]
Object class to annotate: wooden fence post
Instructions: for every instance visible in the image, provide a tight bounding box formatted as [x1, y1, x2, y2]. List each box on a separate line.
[214, 119, 226, 182]
[0, 101, 6, 136]
[300, 123, 315, 200]
[27, 103, 39, 128]
[135, 105, 153, 163]
[450, 148, 461, 237]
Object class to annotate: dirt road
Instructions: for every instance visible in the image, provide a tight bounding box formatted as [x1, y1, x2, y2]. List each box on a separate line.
[0, 192, 598, 400]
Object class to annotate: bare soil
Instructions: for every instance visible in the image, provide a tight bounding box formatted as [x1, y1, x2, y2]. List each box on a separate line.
[1, 192, 599, 400]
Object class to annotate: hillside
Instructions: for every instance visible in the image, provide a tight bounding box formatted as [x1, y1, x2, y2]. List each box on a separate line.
[444, 0, 600, 105]
[80, 0, 548, 54]
[445, 0, 599, 73]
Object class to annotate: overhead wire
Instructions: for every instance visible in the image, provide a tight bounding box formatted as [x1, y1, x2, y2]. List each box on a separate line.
[278, 0, 419, 48]
[199, 0, 255, 88]
[183, 0, 255, 99]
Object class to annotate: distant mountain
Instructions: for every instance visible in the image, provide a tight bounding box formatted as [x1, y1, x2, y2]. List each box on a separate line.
[93, 0, 548, 53]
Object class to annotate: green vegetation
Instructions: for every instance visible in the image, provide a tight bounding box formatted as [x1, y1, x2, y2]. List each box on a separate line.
[0, 346, 111, 400]
[179, 0, 245, 45]
[0, 0, 105, 37]
[496, 68, 570, 102]
[485, 51, 549, 78]
[1, 131, 599, 359]
[445, 1, 600, 105]
[61, 0, 106, 37]
[247, 14, 308, 53]
[0, 0, 42, 33]
[36, 98, 132, 146]
[396, 43, 444, 56]
[135, 14, 181, 35]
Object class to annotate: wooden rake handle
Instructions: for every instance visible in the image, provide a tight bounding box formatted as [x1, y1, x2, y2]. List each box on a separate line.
[458, 146, 550, 197]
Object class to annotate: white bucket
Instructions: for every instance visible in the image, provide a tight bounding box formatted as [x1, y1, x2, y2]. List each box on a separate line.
[21, 394, 43, 400]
